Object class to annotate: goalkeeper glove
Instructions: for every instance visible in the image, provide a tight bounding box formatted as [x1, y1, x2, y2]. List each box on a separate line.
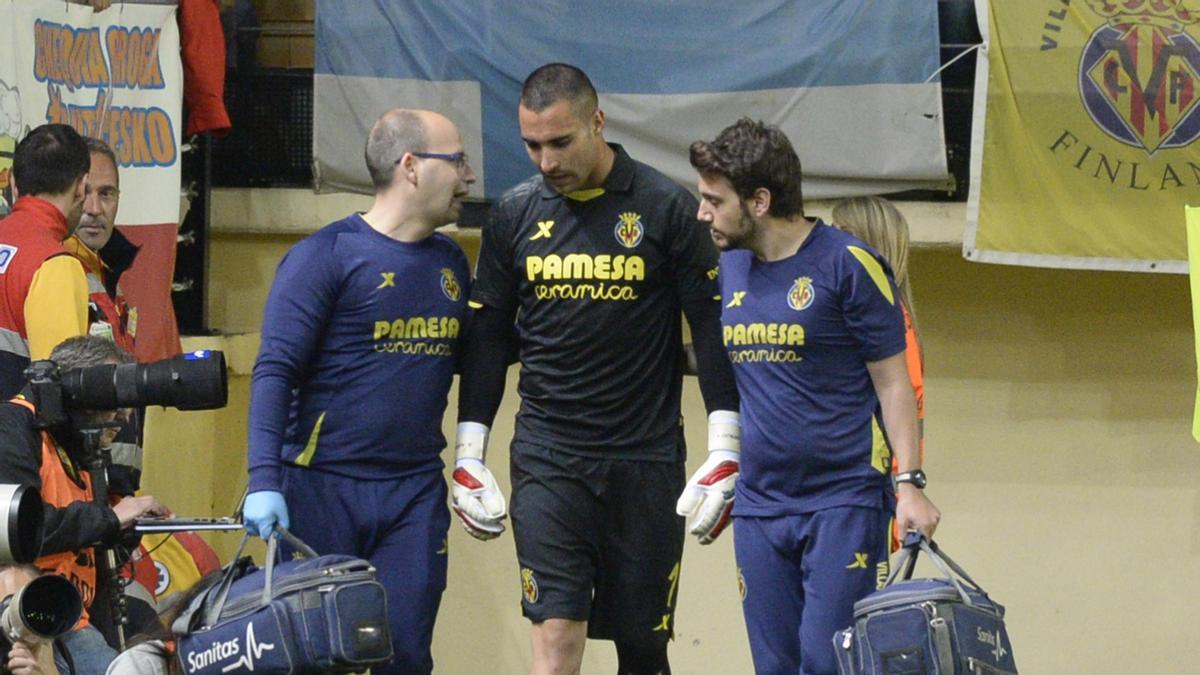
[450, 422, 507, 540]
[676, 411, 740, 544]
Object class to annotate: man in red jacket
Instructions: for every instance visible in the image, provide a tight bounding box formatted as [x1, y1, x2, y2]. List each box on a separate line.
[0, 124, 90, 398]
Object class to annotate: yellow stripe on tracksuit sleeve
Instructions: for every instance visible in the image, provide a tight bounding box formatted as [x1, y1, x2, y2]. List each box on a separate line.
[293, 411, 326, 466]
[846, 246, 895, 306]
[869, 416, 892, 475]
[25, 255, 89, 359]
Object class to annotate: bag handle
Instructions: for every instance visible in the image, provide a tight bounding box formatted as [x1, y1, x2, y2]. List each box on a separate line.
[271, 525, 320, 559]
[188, 526, 321, 629]
[260, 526, 319, 605]
[202, 531, 254, 626]
[914, 534, 987, 592]
[884, 532, 986, 608]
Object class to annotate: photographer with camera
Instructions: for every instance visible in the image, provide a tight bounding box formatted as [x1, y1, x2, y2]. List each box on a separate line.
[0, 336, 167, 675]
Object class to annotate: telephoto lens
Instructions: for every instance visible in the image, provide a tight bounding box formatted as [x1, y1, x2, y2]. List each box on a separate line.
[0, 574, 82, 654]
[0, 484, 43, 565]
[62, 350, 228, 411]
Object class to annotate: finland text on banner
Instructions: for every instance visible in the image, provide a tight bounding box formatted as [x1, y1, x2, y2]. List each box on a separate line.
[0, 0, 183, 360]
[965, 0, 1200, 273]
[313, 0, 950, 201]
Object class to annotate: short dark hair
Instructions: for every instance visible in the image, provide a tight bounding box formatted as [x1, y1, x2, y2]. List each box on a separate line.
[364, 109, 428, 190]
[49, 335, 132, 372]
[12, 124, 90, 197]
[84, 136, 119, 183]
[689, 118, 805, 219]
[520, 63, 598, 116]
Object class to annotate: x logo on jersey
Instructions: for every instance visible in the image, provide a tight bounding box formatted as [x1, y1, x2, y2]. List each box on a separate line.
[726, 291, 746, 308]
[530, 220, 555, 240]
[377, 272, 396, 289]
[846, 552, 869, 569]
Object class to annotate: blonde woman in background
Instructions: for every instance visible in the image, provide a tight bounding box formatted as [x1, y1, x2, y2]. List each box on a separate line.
[832, 196, 924, 551]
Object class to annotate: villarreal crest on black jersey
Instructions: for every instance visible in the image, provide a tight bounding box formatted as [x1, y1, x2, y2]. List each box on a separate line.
[472, 145, 718, 458]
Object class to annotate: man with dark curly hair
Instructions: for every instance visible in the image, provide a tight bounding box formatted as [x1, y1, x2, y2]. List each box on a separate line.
[689, 118, 940, 675]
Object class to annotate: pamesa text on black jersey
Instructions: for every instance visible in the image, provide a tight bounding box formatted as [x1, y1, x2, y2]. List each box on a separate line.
[472, 145, 718, 459]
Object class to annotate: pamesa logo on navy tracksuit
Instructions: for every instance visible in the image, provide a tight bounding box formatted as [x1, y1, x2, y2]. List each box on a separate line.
[370, 267, 463, 356]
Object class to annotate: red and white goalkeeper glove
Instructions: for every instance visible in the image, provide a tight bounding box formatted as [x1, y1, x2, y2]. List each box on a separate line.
[451, 422, 507, 540]
[676, 411, 740, 545]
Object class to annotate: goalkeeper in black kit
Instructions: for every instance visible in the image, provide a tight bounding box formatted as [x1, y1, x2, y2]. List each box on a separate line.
[451, 62, 740, 675]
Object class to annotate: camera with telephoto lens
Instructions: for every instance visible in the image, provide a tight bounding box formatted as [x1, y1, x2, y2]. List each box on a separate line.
[0, 574, 82, 669]
[24, 350, 228, 429]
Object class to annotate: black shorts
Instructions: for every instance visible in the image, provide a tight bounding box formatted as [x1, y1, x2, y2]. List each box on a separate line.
[509, 437, 686, 644]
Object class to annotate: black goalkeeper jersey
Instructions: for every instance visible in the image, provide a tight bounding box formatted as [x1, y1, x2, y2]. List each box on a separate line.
[472, 145, 718, 459]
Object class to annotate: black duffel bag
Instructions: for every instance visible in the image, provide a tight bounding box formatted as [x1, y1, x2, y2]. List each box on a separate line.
[833, 532, 1017, 674]
[173, 527, 393, 674]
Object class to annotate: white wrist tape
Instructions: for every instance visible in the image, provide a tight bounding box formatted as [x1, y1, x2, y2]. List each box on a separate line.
[707, 410, 741, 455]
[455, 422, 490, 463]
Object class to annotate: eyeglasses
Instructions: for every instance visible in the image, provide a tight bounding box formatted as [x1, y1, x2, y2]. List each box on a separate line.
[411, 151, 470, 171]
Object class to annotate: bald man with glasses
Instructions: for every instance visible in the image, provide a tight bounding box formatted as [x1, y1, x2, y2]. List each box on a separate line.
[244, 108, 477, 675]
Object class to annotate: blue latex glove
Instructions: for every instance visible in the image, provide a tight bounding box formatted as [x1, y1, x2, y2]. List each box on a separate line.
[243, 490, 289, 539]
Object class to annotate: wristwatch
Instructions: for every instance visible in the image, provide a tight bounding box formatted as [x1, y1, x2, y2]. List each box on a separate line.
[895, 469, 927, 489]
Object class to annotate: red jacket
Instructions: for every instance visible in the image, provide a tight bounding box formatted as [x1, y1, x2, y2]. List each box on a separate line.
[0, 197, 89, 395]
[180, 0, 231, 136]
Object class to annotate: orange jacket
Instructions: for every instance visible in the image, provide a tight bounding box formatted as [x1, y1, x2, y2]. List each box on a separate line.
[891, 302, 925, 551]
[9, 397, 98, 625]
[900, 302, 924, 466]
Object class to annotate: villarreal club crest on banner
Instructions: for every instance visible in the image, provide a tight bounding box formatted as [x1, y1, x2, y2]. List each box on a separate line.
[968, 0, 1200, 271]
[1079, 0, 1200, 155]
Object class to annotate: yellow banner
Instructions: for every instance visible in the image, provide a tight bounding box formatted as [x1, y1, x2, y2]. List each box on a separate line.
[966, 0, 1200, 272]
[1188, 206, 1200, 441]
